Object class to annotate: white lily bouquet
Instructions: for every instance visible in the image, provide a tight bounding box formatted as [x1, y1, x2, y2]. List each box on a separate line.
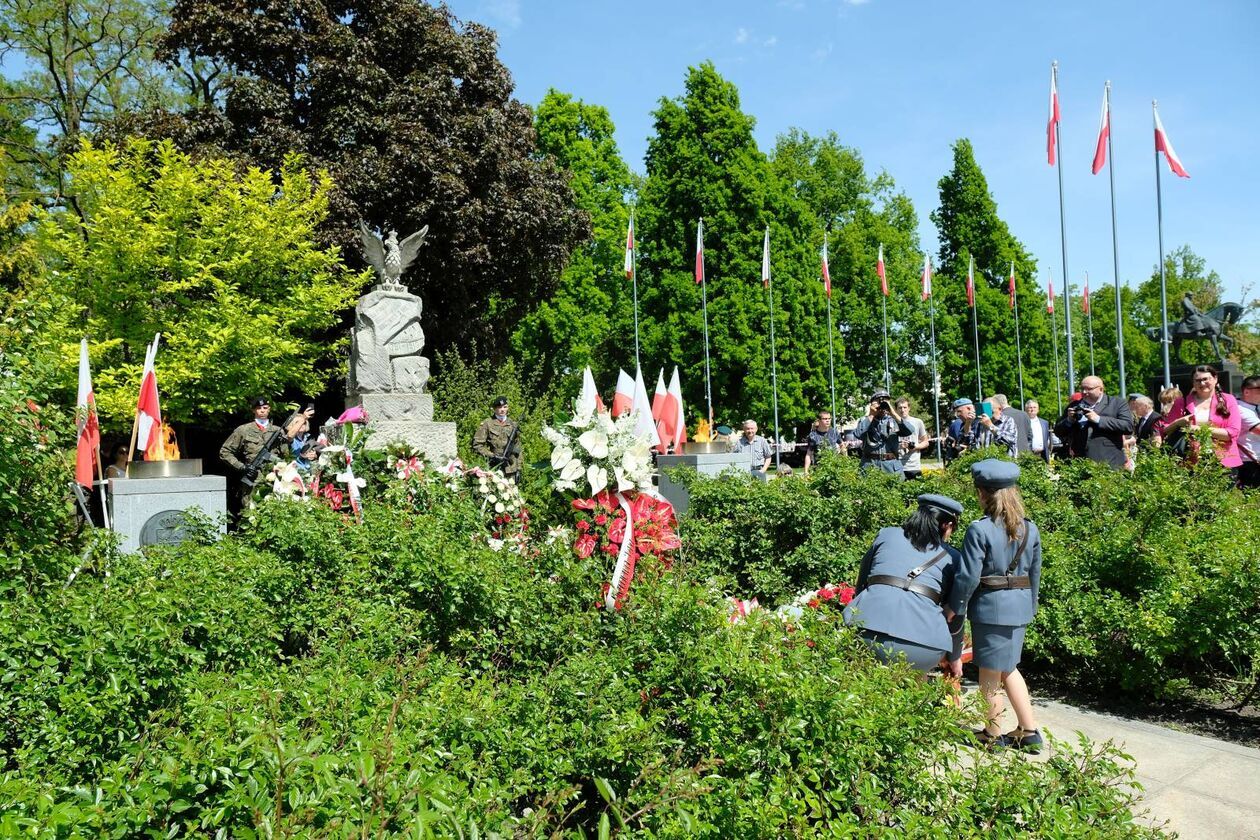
[542, 408, 655, 496]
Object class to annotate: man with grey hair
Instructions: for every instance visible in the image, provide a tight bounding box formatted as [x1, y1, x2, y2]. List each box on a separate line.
[992, 394, 1032, 455]
[977, 394, 1019, 458]
[735, 419, 773, 478]
[1128, 394, 1161, 444]
[1025, 400, 1054, 462]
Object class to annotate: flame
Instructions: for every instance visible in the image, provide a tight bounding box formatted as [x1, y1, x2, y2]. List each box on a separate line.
[694, 418, 715, 443]
[145, 422, 180, 461]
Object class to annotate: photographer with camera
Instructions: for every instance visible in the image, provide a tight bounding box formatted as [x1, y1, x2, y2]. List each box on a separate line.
[1053, 376, 1133, 469]
[473, 396, 523, 483]
[852, 389, 915, 478]
[219, 396, 313, 508]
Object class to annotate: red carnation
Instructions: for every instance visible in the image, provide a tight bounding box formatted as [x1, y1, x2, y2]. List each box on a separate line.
[594, 513, 608, 526]
[576, 520, 590, 532]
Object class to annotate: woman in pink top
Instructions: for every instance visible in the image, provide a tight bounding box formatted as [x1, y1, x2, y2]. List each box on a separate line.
[1162, 365, 1244, 477]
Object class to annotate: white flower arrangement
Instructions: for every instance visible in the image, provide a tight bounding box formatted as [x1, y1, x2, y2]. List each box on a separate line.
[468, 466, 525, 516]
[542, 407, 655, 496]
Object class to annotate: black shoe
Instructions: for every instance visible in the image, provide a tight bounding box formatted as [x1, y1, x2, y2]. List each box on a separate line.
[1000, 727, 1043, 754]
[971, 728, 1004, 748]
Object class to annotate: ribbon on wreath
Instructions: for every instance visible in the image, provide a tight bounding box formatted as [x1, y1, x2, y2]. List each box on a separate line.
[603, 489, 678, 610]
[604, 491, 636, 610]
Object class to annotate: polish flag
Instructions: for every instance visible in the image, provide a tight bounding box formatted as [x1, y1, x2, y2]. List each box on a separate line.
[623, 212, 634, 279]
[135, 334, 163, 459]
[694, 218, 705, 285]
[1082, 274, 1091, 315]
[631, 368, 661, 447]
[820, 234, 832, 298]
[1091, 84, 1110, 175]
[920, 254, 932, 301]
[966, 256, 976, 308]
[667, 367, 686, 449]
[651, 368, 667, 422]
[578, 366, 605, 416]
[652, 369, 671, 453]
[761, 226, 771, 288]
[612, 369, 634, 417]
[75, 338, 101, 488]
[1047, 277, 1056, 314]
[1153, 104, 1189, 178]
[1008, 262, 1017, 310]
[1047, 63, 1061, 166]
[877, 243, 888, 297]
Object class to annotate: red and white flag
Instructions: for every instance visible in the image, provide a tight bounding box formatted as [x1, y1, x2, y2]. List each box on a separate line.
[820, 234, 832, 298]
[578, 366, 605, 416]
[1008, 261, 1017, 310]
[877, 243, 888, 297]
[651, 369, 671, 454]
[1091, 84, 1110, 175]
[612, 369, 634, 417]
[136, 333, 163, 459]
[1047, 62, 1061, 166]
[623, 212, 635, 279]
[694, 218, 705, 285]
[75, 338, 101, 488]
[631, 368, 661, 448]
[920, 254, 932, 301]
[651, 369, 667, 422]
[761, 226, 771, 288]
[667, 367, 686, 449]
[1153, 104, 1189, 178]
[1082, 274, 1091, 315]
[966, 256, 976, 308]
[1047, 276, 1056, 314]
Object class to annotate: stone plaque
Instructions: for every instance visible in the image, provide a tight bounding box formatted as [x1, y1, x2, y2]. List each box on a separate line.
[140, 509, 192, 547]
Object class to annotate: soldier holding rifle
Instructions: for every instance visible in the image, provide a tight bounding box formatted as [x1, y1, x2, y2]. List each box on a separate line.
[219, 396, 313, 506]
[474, 396, 522, 483]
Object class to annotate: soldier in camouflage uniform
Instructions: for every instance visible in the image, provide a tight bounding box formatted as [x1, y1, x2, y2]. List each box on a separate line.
[219, 397, 304, 506]
[473, 396, 522, 482]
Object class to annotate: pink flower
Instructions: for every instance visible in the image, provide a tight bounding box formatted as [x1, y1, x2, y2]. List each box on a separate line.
[576, 520, 590, 533]
[594, 513, 608, 526]
[572, 497, 597, 512]
[575, 533, 597, 559]
[337, 405, 369, 425]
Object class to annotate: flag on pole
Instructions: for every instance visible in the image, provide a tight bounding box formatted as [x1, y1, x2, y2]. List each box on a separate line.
[667, 367, 686, 449]
[877, 243, 888, 297]
[1153, 104, 1189, 178]
[651, 369, 667, 423]
[578, 366, 605, 415]
[694, 219, 705, 284]
[651, 369, 670, 453]
[761, 226, 771, 288]
[136, 334, 163, 459]
[966, 255, 976, 308]
[1047, 63, 1061, 166]
[612, 369, 634, 417]
[623, 213, 634, 279]
[631, 368, 661, 447]
[1082, 274, 1091, 315]
[1008, 261, 1017, 310]
[820, 234, 831, 298]
[920, 254, 932, 301]
[1091, 84, 1110, 175]
[1047, 277, 1056, 314]
[75, 338, 101, 488]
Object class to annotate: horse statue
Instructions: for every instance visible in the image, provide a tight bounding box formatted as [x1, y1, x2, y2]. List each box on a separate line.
[1145, 296, 1243, 362]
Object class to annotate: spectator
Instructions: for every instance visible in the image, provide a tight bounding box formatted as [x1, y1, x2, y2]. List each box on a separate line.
[105, 443, 129, 479]
[1238, 376, 1260, 489]
[894, 397, 930, 480]
[993, 394, 1033, 455]
[944, 398, 979, 464]
[853, 390, 915, 478]
[803, 409, 842, 475]
[1152, 386, 1184, 451]
[1024, 400, 1054, 463]
[977, 395, 1019, 458]
[1161, 365, 1244, 481]
[1053, 376, 1133, 469]
[1129, 394, 1161, 443]
[735, 419, 773, 478]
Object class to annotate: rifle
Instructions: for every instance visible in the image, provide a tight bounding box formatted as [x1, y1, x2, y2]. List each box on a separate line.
[488, 421, 521, 472]
[240, 408, 305, 487]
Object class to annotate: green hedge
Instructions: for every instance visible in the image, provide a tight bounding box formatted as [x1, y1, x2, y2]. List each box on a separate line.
[1, 485, 1163, 836]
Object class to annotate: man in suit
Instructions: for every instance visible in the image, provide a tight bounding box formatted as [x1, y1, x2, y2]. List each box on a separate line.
[991, 394, 1032, 455]
[1054, 376, 1134, 469]
[1129, 394, 1161, 443]
[1025, 400, 1054, 463]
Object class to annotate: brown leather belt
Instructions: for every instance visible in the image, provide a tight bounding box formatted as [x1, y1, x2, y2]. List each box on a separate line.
[868, 575, 942, 604]
[979, 575, 1032, 590]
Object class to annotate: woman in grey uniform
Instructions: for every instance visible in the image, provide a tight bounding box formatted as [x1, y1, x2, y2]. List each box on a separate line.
[843, 494, 965, 675]
[946, 459, 1044, 752]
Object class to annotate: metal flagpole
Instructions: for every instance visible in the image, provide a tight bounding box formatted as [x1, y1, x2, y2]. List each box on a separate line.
[926, 258, 943, 464]
[764, 226, 781, 468]
[1011, 262, 1026, 407]
[823, 233, 836, 420]
[629, 207, 641, 373]
[970, 255, 983, 402]
[698, 218, 713, 425]
[1085, 272, 1096, 374]
[1105, 82, 1128, 398]
[1050, 273, 1063, 414]
[1053, 62, 1077, 389]
[878, 243, 891, 392]
[1153, 102, 1172, 389]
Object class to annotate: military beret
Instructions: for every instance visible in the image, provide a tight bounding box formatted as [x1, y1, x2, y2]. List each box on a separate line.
[917, 493, 963, 519]
[251, 396, 270, 408]
[952, 397, 974, 409]
[491, 396, 509, 408]
[971, 458, 1020, 489]
[871, 389, 892, 401]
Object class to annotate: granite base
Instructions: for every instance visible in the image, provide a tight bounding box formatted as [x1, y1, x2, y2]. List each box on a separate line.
[109, 474, 227, 554]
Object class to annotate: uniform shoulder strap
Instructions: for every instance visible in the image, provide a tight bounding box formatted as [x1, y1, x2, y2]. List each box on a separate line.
[906, 548, 950, 581]
[1004, 521, 1031, 576]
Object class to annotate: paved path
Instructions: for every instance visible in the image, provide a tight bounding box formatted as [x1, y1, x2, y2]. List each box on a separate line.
[982, 691, 1260, 839]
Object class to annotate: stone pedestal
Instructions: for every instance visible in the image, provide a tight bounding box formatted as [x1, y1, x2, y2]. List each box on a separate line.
[109, 475, 227, 554]
[656, 452, 756, 516]
[354, 392, 457, 461]
[1147, 360, 1245, 401]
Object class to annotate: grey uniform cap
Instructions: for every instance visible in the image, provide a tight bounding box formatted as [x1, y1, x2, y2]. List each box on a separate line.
[951, 397, 974, 409]
[971, 458, 1020, 489]
[917, 493, 963, 519]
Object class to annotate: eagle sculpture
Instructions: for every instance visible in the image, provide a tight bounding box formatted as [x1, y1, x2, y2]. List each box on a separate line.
[358, 221, 428, 290]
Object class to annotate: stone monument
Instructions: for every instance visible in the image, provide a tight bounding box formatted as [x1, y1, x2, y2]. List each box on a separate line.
[1144, 296, 1246, 397]
[350, 221, 457, 460]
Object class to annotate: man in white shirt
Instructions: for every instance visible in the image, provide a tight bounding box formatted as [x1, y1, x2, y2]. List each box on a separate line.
[1025, 400, 1054, 463]
[894, 397, 930, 479]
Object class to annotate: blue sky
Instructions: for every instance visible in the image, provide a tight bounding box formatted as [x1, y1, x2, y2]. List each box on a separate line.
[447, 0, 1258, 308]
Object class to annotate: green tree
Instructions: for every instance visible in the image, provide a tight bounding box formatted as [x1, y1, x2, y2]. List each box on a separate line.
[147, 0, 586, 357]
[931, 139, 1059, 411]
[34, 138, 367, 426]
[512, 89, 635, 393]
[636, 63, 830, 431]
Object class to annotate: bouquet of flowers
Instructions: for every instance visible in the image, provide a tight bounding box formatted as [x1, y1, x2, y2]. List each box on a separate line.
[542, 409, 654, 497]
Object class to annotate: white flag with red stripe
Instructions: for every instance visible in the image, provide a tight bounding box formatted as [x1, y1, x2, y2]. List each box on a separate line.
[667, 367, 685, 450]
[612, 369, 634, 417]
[1047, 276, 1056, 314]
[578, 366, 605, 416]
[966, 255, 976, 308]
[136, 333, 163, 459]
[631, 368, 661, 448]
[75, 338, 101, 488]
[761, 226, 771, 288]
[694, 219, 705, 285]
[920, 254, 932, 301]
[1082, 274, 1091, 315]
[623, 212, 634, 279]
[1153, 104, 1189, 178]
[1091, 84, 1110, 175]
[877, 243, 888, 297]
[1047, 62, 1061, 166]
[651, 369, 670, 453]
[1008, 262, 1017, 310]
[820, 234, 832, 298]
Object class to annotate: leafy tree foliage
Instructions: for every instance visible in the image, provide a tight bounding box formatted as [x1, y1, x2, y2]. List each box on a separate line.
[34, 139, 367, 425]
[149, 0, 587, 356]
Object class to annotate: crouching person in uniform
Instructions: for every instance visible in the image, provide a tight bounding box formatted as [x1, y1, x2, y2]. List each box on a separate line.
[946, 459, 1044, 752]
[843, 494, 965, 675]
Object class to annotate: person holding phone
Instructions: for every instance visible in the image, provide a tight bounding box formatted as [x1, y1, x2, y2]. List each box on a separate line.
[977, 396, 1019, 458]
